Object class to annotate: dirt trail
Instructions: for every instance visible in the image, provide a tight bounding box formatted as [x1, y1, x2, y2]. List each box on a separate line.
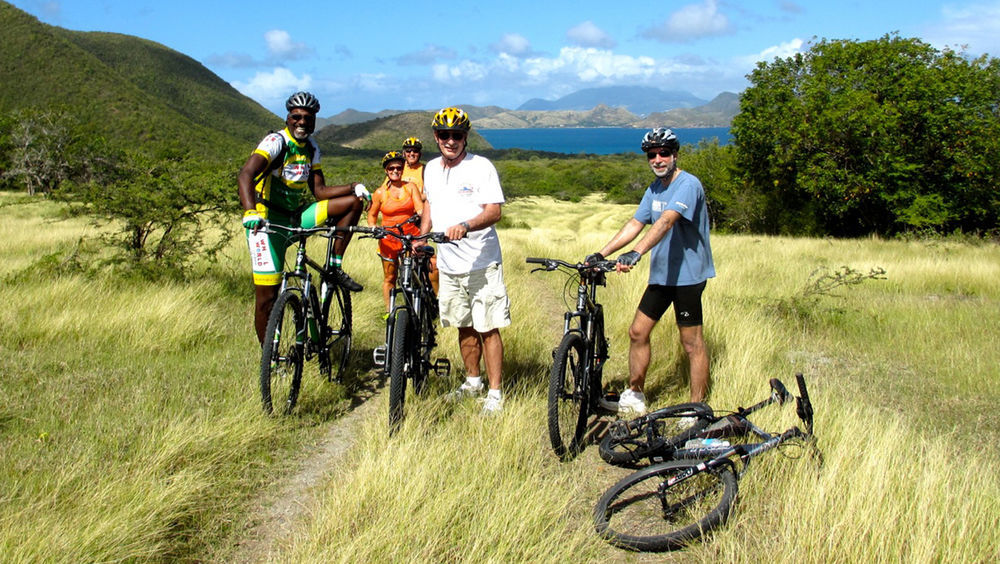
[224, 388, 381, 563]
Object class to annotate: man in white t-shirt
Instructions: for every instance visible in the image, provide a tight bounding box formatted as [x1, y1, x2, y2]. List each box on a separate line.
[420, 107, 510, 414]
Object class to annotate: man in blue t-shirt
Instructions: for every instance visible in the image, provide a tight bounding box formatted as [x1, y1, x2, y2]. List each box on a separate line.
[586, 127, 715, 414]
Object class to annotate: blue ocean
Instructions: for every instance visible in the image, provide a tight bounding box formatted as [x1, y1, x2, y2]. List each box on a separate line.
[477, 127, 731, 155]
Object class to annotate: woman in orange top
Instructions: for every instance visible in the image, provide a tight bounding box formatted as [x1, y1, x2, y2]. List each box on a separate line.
[368, 151, 424, 314]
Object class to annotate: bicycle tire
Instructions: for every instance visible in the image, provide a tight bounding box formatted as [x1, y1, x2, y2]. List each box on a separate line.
[589, 307, 608, 406]
[387, 308, 410, 434]
[594, 459, 738, 552]
[548, 332, 588, 460]
[599, 403, 715, 468]
[322, 283, 353, 382]
[412, 305, 433, 394]
[260, 291, 304, 415]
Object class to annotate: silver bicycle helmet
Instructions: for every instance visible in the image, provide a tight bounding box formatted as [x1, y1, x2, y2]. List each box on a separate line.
[286, 91, 321, 113]
[640, 127, 679, 153]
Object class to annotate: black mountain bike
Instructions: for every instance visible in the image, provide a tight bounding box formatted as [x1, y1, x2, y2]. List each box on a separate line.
[365, 222, 451, 433]
[593, 374, 817, 552]
[257, 222, 357, 415]
[526, 256, 619, 460]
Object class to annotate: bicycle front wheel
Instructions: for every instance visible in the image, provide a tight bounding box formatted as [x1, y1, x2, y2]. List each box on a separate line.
[260, 291, 304, 415]
[322, 283, 353, 382]
[594, 460, 737, 552]
[387, 308, 410, 434]
[548, 332, 588, 460]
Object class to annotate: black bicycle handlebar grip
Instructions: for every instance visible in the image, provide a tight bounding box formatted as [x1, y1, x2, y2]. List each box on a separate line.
[525, 257, 547, 264]
[769, 378, 790, 404]
[795, 373, 814, 431]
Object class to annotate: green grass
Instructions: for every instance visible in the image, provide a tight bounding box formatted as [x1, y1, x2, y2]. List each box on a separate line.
[1, 192, 998, 561]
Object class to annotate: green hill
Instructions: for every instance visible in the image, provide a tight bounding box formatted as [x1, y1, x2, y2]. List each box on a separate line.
[0, 1, 279, 157]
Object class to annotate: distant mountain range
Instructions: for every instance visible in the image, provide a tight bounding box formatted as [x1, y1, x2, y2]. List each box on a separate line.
[325, 91, 739, 130]
[517, 86, 707, 115]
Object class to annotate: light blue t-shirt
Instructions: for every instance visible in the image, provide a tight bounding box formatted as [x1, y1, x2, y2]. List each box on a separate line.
[634, 171, 715, 286]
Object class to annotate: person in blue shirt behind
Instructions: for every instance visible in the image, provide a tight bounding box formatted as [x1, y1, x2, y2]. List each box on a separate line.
[585, 127, 715, 415]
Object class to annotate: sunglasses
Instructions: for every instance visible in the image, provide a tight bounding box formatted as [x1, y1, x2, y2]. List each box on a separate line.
[403, 148, 420, 153]
[436, 131, 466, 141]
[288, 113, 314, 122]
[646, 149, 674, 159]
[386, 166, 403, 172]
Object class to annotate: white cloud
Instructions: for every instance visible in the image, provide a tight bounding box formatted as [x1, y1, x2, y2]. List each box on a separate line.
[642, 0, 733, 42]
[927, 2, 1000, 56]
[529, 47, 658, 82]
[735, 38, 805, 67]
[490, 33, 533, 57]
[264, 30, 312, 59]
[566, 21, 616, 48]
[432, 60, 489, 83]
[233, 67, 312, 110]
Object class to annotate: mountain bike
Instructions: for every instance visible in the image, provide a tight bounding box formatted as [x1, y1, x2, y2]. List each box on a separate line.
[526, 256, 619, 461]
[365, 222, 451, 433]
[257, 221, 358, 415]
[593, 374, 817, 552]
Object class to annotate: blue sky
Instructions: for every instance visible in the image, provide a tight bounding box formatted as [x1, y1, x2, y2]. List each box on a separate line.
[10, 0, 1000, 116]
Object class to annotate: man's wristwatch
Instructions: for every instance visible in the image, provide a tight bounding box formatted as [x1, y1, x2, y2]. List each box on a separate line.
[460, 221, 471, 232]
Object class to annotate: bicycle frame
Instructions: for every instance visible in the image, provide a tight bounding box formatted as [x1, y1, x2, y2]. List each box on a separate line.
[366, 223, 449, 378]
[636, 376, 814, 480]
[528, 258, 616, 407]
[262, 223, 358, 362]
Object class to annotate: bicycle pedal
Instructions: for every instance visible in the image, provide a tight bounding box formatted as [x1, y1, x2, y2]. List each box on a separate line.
[433, 358, 451, 377]
[373, 345, 386, 368]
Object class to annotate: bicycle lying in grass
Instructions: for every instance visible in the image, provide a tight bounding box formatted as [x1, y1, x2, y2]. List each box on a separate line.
[526, 256, 620, 461]
[593, 374, 817, 552]
[257, 221, 358, 414]
[364, 221, 451, 433]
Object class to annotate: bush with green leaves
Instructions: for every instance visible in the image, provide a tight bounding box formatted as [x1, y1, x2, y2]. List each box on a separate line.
[733, 33, 1000, 236]
[64, 148, 238, 277]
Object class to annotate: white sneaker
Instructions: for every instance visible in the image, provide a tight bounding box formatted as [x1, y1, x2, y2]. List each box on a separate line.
[481, 392, 503, 415]
[446, 379, 484, 401]
[618, 389, 647, 415]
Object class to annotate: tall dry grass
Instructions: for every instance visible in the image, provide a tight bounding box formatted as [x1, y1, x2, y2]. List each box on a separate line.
[1, 192, 998, 561]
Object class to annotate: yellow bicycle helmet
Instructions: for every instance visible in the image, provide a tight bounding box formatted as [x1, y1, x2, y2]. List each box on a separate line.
[431, 107, 471, 131]
[381, 151, 405, 168]
[402, 137, 422, 151]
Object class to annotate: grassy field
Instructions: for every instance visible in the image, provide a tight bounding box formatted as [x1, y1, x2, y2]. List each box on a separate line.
[1, 192, 998, 562]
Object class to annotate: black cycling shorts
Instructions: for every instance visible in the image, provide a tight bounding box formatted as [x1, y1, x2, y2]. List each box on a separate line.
[637, 281, 707, 326]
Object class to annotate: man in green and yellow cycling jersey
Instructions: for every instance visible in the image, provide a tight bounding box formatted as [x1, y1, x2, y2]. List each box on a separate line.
[237, 91, 370, 344]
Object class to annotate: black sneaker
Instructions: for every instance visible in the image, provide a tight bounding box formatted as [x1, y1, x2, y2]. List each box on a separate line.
[332, 267, 363, 292]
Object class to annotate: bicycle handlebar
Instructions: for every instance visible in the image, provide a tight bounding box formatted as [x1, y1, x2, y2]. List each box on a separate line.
[525, 257, 618, 273]
[795, 373, 814, 434]
[258, 221, 448, 244]
[257, 220, 373, 238]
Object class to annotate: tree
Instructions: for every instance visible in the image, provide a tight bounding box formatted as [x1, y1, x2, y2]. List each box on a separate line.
[63, 147, 238, 276]
[2, 110, 76, 195]
[732, 34, 1000, 236]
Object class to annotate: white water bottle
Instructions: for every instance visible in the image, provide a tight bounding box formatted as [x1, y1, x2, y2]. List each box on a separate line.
[684, 438, 730, 449]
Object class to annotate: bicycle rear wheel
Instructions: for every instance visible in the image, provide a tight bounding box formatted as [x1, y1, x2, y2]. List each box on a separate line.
[322, 283, 353, 382]
[260, 291, 304, 415]
[412, 306, 434, 394]
[387, 308, 410, 434]
[594, 460, 737, 552]
[599, 403, 714, 467]
[548, 332, 588, 460]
